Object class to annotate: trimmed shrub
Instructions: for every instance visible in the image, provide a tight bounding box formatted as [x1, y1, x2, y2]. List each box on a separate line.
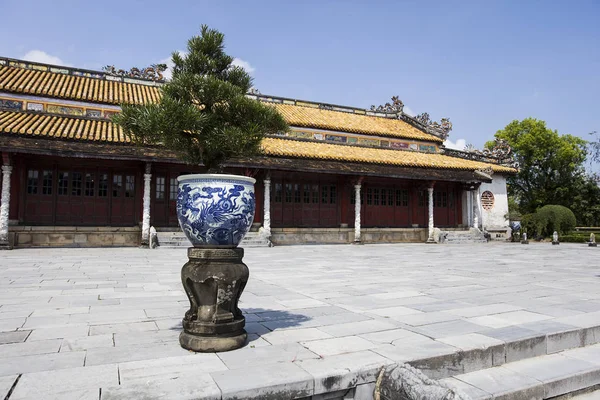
[521, 205, 577, 237]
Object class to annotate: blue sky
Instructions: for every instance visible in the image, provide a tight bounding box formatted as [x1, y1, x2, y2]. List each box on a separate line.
[1, 0, 599, 150]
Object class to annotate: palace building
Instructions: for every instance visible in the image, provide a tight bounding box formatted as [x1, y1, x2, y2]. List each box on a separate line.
[0, 57, 516, 249]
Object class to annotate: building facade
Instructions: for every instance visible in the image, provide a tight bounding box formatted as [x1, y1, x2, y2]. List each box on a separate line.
[0, 57, 515, 248]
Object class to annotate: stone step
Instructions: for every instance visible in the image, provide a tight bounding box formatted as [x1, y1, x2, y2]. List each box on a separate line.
[441, 343, 600, 399]
[155, 231, 270, 248]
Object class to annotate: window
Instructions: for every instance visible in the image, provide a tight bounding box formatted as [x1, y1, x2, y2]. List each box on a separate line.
[98, 173, 108, 197]
[329, 185, 336, 204]
[449, 191, 455, 208]
[169, 178, 178, 200]
[85, 173, 95, 196]
[418, 190, 425, 207]
[27, 170, 39, 194]
[58, 172, 69, 196]
[388, 189, 394, 207]
[396, 189, 408, 207]
[434, 192, 447, 208]
[274, 183, 282, 203]
[42, 170, 53, 195]
[156, 177, 165, 200]
[72, 172, 82, 196]
[303, 184, 310, 203]
[125, 175, 135, 198]
[481, 191, 494, 210]
[367, 188, 373, 205]
[312, 184, 319, 203]
[380, 189, 386, 206]
[321, 185, 328, 204]
[294, 184, 300, 203]
[285, 183, 292, 203]
[373, 188, 380, 206]
[112, 175, 122, 197]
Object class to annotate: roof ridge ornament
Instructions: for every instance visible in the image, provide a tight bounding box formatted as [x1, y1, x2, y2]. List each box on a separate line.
[370, 95, 404, 114]
[102, 64, 167, 82]
[461, 139, 518, 168]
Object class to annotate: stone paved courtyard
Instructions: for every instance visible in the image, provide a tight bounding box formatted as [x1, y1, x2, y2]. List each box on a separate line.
[1, 243, 600, 399]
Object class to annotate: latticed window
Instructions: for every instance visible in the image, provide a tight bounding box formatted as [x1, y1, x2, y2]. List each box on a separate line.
[156, 177, 165, 200]
[388, 189, 394, 207]
[481, 191, 494, 210]
[303, 184, 310, 203]
[27, 170, 39, 194]
[418, 190, 425, 207]
[329, 185, 336, 204]
[373, 188, 380, 206]
[294, 184, 301, 203]
[434, 192, 447, 207]
[58, 172, 69, 196]
[367, 188, 373, 205]
[321, 185, 328, 204]
[98, 173, 108, 197]
[72, 173, 82, 196]
[125, 176, 135, 198]
[274, 183, 282, 203]
[42, 170, 53, 195]
[285, 183, 292, 203]
[380, 189, 386, 206]
[113, 175, 122, 197]
[169, 178, 178, 200]
[396, 189, 408, 206]
[85, 173, 95, 196]
[312, 184, 319, 203]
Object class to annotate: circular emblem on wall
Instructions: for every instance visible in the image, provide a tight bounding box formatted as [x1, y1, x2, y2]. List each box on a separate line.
[481, 191, 494, 210]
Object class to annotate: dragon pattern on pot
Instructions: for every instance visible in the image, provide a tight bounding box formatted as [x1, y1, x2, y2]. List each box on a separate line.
[176, 179, 256, 247]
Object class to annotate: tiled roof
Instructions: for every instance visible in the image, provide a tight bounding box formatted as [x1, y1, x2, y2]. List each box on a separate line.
[272, 103, 442, 143]
[0, 110, 128, 143]
[0, 64, 160, 105]
[0, 110, 514, 172]
[262, 137, 516, 173]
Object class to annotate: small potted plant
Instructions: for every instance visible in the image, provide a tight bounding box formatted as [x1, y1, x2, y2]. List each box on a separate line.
[114, 26, 288, 352]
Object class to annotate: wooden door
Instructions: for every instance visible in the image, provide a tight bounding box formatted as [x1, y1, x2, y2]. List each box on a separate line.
[394, 188, 410, 226]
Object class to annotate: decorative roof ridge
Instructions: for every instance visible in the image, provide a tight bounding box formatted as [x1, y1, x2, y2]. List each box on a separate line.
[249, 92, 451, 141]
[0, 106, 114, 123]
[0, 57, 164, 86]
[265, 134, 439, 154]
[442, 139, 518, 169]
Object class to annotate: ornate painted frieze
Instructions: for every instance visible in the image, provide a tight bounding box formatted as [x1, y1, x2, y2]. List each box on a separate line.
[283, 129, 439, 152]
[47, 104, 84, 117]
[26, 103, 44, 112]
[0, 99, 23, 111]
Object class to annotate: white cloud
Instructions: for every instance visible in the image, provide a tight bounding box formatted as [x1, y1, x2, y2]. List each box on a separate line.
[444, 138, 467, 150]
[158, 50, 186, 81]
[403, 106, 415, 116]
[22, 50, 71, 67]
[231, 58, 255, 74]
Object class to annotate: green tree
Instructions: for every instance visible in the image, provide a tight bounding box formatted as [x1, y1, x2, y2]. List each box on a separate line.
[113, 25, 288, 172]
[494, 118, 587, 214]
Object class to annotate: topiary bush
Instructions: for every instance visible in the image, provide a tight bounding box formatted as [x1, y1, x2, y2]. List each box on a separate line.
[520, 205, 576, 237]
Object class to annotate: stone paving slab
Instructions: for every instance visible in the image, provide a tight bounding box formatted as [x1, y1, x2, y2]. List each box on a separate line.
[1, 243, 600, 398]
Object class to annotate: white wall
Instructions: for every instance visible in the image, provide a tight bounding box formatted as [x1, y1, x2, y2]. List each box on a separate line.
[480, 174, 509, 229]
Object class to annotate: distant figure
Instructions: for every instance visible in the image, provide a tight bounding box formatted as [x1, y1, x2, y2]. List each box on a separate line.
[590, 233, 597, 247]
[521, 232, 529, 244]
[552, 231, 559, 245]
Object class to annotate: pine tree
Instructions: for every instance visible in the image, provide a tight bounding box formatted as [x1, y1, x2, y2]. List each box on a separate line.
[113, 25, 288, 172]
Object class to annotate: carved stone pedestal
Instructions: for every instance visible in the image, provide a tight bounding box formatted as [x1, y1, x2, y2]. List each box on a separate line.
[179, 247, 249, 352]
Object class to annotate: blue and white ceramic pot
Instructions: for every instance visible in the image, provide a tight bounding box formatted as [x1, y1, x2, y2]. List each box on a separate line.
[176, 174, 256, 247]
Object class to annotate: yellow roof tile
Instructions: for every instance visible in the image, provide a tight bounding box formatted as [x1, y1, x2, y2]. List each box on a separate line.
[272, 103, 442, 143]
[0, 110, 514, 173]
[262, 137, 515, 173]
[0, 64, 159, 105]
